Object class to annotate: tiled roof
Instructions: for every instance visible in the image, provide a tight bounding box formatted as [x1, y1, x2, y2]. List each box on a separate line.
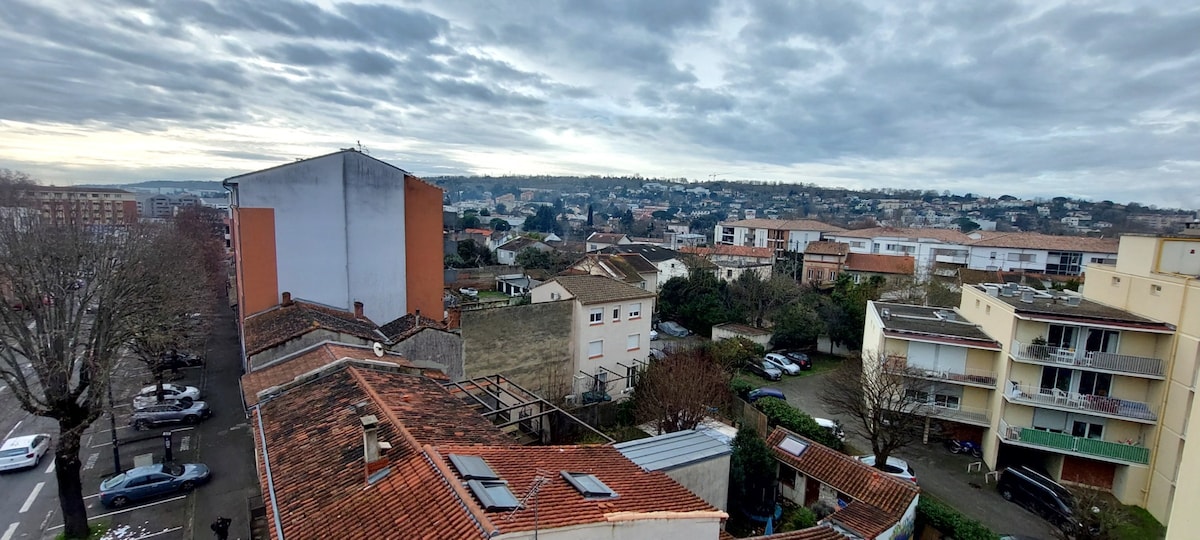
[436, 444, 723, 534]
[588, 232, 628, 244]
[545, 275, 656, 305]
[463, 228, 494, 236]
[498, 237, 543, 252]
[602, 244, 682, 263]
[830, 227, 970, 244]
[966, 232, 1119, 253]
[379, 313, 447, 342]
[242, 300, 386, 356]
[767, 427, 918, 538]
[828, 501, 895, 538]
[242, 342, 414, 406]
[845, 254, 915, 275]
[681, 244, 775, 259]
[719, 218, 845, 232]
[744, 525, 851, 540]
[804, 241, 850, 256]
[614, 253, 658, 273]
[570, 254, 651, 284]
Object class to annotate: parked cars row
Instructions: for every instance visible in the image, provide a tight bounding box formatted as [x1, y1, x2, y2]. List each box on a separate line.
[132, 384, 211, 430]
[100, 461, 211, 508]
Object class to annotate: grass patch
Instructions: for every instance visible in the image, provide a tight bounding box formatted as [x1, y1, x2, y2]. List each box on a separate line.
[1112, 505, 1165, 540]
[733, 373, 770, 389]
[800, 353, 843, 377]
[55, 522, 109, 540]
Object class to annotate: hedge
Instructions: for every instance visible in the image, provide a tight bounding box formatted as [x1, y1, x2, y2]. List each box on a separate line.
[753, 397, 842, 450]
[916, 496, 997, 540]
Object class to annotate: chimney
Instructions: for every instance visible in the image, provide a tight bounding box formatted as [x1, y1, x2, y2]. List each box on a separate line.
[354, 301, 364, 319]
[414, 309, 421, 322]
[361, 415, 380, 462]
[281, 292, 293, 306]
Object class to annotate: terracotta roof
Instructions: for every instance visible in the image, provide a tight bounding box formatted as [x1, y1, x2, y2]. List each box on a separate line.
[966, 232, 1119, 253]
[713, 322, 771, 336]
[498, 237, 546, 252]
[242, 342, 414, 406]
[804, 241, 850, 256]
[830, 227, 970, 244]
[680, 244, 775, 259]
[463, 228, 493, 236]
[719, 218, 845, 232]
[379, 313, 447, 342]
[745, 525, 851, 540]
[588, 232, 628, 244]
[827, 501, 895, 538]
[242, 300, 386, 356]
[436, 444, 723, 534]
[569, 254, 653, 284]
[543, 275, 656, 305]
[767, 427, 918, 538]
[844, 254, 915, 275]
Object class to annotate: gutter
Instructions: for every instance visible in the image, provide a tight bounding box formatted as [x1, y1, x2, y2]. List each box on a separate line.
[255, 406, 285, 540]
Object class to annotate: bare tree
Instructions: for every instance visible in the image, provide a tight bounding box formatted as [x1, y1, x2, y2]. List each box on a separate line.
[818, 353, 939, 472]
[634, 348, 731, 434]
[0, 217, 205, 538]
[729, 272, 801, 328]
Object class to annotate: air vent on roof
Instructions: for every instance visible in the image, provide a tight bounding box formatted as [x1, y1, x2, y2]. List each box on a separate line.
[935, 310, 956, 322]
[1066, 296, 1081, 307]
[467, 479, 521, 511]
[1020, 291, 1034, 303]
[561, 471, 617, 499]
[448, 454, 500, 481]
[986, 286, 999, 297]
[777, 435, 809, 457]
[881, 308, 891, 321]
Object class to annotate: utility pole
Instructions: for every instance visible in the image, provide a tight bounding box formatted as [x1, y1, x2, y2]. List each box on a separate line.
[107, 382, 121, 474]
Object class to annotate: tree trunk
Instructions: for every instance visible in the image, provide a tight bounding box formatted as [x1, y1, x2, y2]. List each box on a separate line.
[55, 420, 90, 539]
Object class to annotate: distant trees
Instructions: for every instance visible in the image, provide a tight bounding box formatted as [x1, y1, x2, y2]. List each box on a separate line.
[523, 206, 560, 234]
[822, 274, 884, 351]
[953, 217, 980, 233]
[489, 218, 511, 231]
[445, 240, 493, 268]
[770, 298, 825, 350]
[515, 247, 571, 274]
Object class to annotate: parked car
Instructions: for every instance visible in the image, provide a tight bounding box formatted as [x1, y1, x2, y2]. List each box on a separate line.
[745, 360, 783, 381]
[136, 384, 200, 406]
[130, 401, 212, 430]
[781, 350, 813, 370]
[657, 321, 690, 338]
[997, 465, 1080, 532]
[813, 418, 846, 442]
[99, 462, 211, 508]
[746, 388, 786, 403]
[0, 434, 51, 472]
[649, 329, 659, 341]
[161, 352, 204, 371]
[856, 455, 917, 483]
[764, 353, 801, 375]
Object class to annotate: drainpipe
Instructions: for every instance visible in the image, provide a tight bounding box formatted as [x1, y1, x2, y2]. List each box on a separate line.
[1143, 272, 1193, 509]
[255, 407, 285, 540]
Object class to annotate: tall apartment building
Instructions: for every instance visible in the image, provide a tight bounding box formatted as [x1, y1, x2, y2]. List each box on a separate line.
[863, 230, 1199, 528]
[224, 150, 444, 325]
[714, 218, 844, 254]
[24, 186, 138, 226]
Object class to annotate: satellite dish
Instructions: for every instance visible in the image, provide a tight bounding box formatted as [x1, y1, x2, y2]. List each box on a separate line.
[372, 342, 384, 357]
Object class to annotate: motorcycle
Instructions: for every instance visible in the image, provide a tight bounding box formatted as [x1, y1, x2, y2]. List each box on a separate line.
[945, 438, 983, 458]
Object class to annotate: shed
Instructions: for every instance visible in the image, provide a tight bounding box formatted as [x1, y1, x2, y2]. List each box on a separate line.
[711, 322, 772, 348]
[614, 429, 732, 511]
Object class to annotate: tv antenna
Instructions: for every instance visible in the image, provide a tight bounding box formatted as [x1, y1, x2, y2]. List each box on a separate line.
[356, 140, 370, 155]
[708, 172, 727, 182]
[507, 469, 554, 537]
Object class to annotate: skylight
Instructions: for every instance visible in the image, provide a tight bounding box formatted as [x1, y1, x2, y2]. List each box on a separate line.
[561, 471, 618, 499]
[448, 454, 499, 481]
[778, 436, 809, 457]
[467, 479, 521, 511]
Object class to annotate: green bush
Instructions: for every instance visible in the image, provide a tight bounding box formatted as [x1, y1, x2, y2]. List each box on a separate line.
[783, 506, 817, 531]
[730, 378, 754, 400]
[754, 397, 842, 449]
[916, 496, 997, 540]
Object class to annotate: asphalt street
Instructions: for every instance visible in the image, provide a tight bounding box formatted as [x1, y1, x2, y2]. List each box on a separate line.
[0, 300, 258, 540]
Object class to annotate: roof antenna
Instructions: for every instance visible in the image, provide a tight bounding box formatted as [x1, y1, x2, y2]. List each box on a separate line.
[356, 140, 370, 155]
[507, 469, 554, 537]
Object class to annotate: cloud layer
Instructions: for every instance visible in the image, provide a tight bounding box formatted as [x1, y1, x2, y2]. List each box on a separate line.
[0, 0, 1197, 207]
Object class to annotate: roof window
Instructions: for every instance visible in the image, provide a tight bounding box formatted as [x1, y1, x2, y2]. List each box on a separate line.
[778, 435, 809, 457]
[561, 471, 617, 499]
[448, 454, 499, 481]
[467, 480, 521, 511]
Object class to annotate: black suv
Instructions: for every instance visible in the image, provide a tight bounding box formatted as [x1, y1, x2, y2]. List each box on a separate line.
[997, 465, 1079, 532]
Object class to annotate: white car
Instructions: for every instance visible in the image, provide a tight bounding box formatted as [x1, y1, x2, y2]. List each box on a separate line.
[764, 353, 801, 375]
[0, 433, 51, 471]
[856, 455, 917, 483]
[814, 418, 846, 441]
[136, 384, 201, 407]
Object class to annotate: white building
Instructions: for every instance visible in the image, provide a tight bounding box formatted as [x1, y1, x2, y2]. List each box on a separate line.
[715, 218, 845, 254]
[823, 227, 972, 278]
[601, 244, 689, 289]
[964, 232, 1119, 276]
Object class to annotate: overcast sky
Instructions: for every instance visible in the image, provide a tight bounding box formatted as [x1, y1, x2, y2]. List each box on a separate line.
[1, 1, 1197, 207]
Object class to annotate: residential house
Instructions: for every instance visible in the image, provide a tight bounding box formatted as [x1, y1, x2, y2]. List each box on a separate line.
[601, 244, 689, 290]
[614, 429, 732, 511]
[769, 427, 920, 540]
[248, 361, 726, 539]
[530, 275, 656, 399]
[681, 244, 774, 282]
[496, 237, 552, 265]
[22, 186, 138, 226]
[586, 232, 632, 252]
[964, 232, 1118, 276]
[802, 241, 849, 286]
[843, 254, 915, 285]
[495, 274, 542, 296]
[566, 253, 658, 291]
[715, 218, 845, 254]
[823, 227, 972, 280]
[224, 149, 444, 325]
[136, 193, 202, 219]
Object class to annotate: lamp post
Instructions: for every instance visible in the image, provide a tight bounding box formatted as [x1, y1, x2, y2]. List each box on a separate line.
[107, 382, 121, 474]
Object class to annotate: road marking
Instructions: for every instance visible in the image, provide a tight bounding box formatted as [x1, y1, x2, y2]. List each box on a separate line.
[4, 420, 22, 440]
[44, 458, 54, 474]
[179, 436, 190, 451]
[1, 523, 18, 540]
[83, 452, 98, 471]
[19, 482, 44, 513]
[131, 526, 183, 539]
[46, 495, 187, 530]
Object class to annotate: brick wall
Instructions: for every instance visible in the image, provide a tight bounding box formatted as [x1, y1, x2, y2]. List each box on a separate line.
[461, 301, 572, 397]
[390, 328, 465, 381]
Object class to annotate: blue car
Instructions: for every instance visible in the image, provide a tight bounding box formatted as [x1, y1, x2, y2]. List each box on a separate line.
[99, 462, 211, 508]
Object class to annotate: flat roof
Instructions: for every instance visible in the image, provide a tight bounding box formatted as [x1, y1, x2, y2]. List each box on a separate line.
[613, 429, 731, 472]
[873, 302, 1001, 349]
[971, 285, 1174, 331]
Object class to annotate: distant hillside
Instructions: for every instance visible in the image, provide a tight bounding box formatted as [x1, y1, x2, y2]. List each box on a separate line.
[79, 180, 224, 191]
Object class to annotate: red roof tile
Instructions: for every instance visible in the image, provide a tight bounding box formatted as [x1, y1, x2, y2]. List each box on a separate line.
[720, 218, 845, 232]
[242, 299, 384, 356]
[744, 525, 851, 540]
[845, 253, 915, 275]
[804, 241, 850, 256]
[241, 342, 415, 406]
[966, 231, 1118, 253]
[831, 227, 971, 244]
[681, 244, 775, 259]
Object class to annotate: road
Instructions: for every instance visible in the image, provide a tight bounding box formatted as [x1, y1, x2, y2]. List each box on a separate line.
[0, 300, 258, 540]
[763, 365, 1061, 540]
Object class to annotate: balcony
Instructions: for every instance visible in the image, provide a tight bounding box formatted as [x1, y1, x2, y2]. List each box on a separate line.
[999, 420, 1150, 465]
[884, 398, 991, 427]
[1004, 383, 1158, 423]
[1010, 341, 1164, 379]
[883, 356, 997, 388]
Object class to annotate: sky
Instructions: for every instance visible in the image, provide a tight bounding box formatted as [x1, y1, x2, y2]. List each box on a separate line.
[0, 1, 1198, 208]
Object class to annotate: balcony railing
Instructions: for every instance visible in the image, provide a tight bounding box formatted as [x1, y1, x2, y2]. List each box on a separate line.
[1005, 383, 1158, 422]
[883, 356, 997, 387]
[999, 419, 1150, 464]
[885, 398, 991, 426]
[1011, 341, 1165, 378]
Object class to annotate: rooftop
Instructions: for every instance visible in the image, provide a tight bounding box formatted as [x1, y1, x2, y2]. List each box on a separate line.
[845, 253, 916, 275]
[242, 299, 386, 356]
[972, 284, 1175, 331]
[719, 218, 845, 232]
[587, 232, 629, 244]
[804, 241, 850, 256]
[830, 227, 971, 244]
[601, 244, 682, 263]
[378, 312, 447, 342]
[613, 430, 731, 472]
[544, 275, 656, 305]
[497, 236, 544, 251]
[873, 302, 999, 348]
[681, 244, 775, 259]
[241, 341, 444, 406]
[713, 322, 772, 336]
[967, 231, 1119, 253]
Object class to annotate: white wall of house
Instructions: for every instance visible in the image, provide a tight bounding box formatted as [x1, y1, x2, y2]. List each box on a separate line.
[233, 152, 409, 322]
[656, 258, 690, 288]
[965, 246, 1115, 276]
[494, 515, 724, 540]
[785, 230, 825, 253]
[826, 233, 970, 279]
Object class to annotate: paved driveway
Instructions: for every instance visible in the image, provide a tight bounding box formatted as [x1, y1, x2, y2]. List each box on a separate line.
[761, 367, 1060, 540]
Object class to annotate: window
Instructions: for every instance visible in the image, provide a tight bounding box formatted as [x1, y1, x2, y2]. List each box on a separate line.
[627, 334, 640, 351]
[905, 389, 930, 403]
[589, 309, 603, 324]
[974, 299, 980, 308]
[934, 394, 960, 410]
[1151, 284, 1162, 296]
[612, 307, 620, 321]
[1111, 277, 1121, 286]
[778, 465, 797, 488]
[1071, 421, 1104, 440]
[1007, 253, 1035, 262]
[627, 303, 641, 319]
[985, 305, 991, 315]
[989, 251, 997, 259]
[588, 340, 603, 358]
[828, 270, 835, 280]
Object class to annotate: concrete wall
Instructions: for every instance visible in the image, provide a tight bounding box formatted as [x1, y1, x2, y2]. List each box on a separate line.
[404, 176, 447, 319]
[390, 328, 464, 381]
[248, 329, 371, 371]
[231, 207, 279, 320]
[663, 456, 731, 512]
[495, 516, 723, 540]
[711, 326, 771, 348]
[460, 301, 573, 397]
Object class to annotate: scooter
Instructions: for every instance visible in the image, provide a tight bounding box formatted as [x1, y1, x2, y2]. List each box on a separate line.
[945, 438, 983, 458]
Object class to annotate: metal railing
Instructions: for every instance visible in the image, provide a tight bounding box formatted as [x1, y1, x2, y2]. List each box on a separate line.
[1004, 383, 1158, 422]
[883, 357, 997, 387]
[1011, 340, 1165, 378]
[885, 398, 990, 426]
[999, 419, 1150, 464]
